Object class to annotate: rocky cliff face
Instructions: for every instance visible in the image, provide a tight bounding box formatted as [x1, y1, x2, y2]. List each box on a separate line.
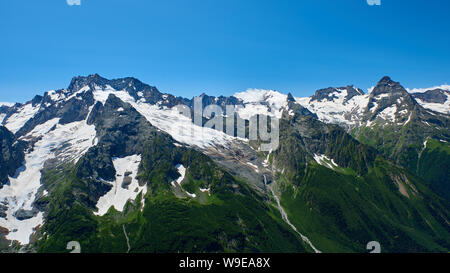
[0, 126, 25, 189]
[411, 89, 450, 104]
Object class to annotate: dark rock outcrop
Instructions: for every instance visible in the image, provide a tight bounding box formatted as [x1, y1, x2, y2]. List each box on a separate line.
[412, 89, 449, 104]
[311, 86, 364, 103]
[0, 126, 25, 188]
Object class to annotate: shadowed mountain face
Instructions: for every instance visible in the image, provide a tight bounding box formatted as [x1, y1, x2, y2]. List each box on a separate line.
[0, 126, 25, 189]
[311, 86, 364, 103]
[0, 74, 448, 253]
[412, 89, 450, 104]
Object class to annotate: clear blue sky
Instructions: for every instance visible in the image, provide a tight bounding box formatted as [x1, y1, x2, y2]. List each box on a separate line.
[0, 0, 449, 102]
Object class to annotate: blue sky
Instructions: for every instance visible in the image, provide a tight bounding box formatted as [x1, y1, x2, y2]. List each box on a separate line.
[0, 0, 449, 102]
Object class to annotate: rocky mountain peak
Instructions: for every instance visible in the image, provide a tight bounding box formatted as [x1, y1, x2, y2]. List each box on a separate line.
[310, 85, 364, 103]
[370, 76, 409, 97]
[68, 73, 108, 93]
[287, 92, 296, 102]
[66, 74, 183, 107]
[364, 77, 425, 125]
[378, 76, 394, 84]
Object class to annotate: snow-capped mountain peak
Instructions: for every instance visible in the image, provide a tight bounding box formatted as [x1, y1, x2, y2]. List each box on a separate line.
[408, 87, 450, 114]
[295, 86, 369, 128]
[233, 89, 290, 119]
[364, 76, 418, 124]
[310, 86, 364, 104]
[293, 76, 449, 128]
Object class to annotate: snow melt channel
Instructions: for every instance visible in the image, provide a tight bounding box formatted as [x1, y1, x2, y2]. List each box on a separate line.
[266, 176, 321, 253]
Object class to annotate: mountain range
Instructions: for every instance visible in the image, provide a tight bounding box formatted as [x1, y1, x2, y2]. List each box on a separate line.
[0, 74, 448, 253]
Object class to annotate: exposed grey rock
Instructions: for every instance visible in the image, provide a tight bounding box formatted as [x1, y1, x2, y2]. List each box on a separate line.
[68, 74, 183, 108]
[0, 126, 25, 188]
[0, 203, 7, 218]
[311, 86, 364, 103]
[412, 89, 449, 104]
[121, 176, 132, 189]
[14, 208, 39, 221]
[15, 89, 95, 137]
[364, 76, 419, 123]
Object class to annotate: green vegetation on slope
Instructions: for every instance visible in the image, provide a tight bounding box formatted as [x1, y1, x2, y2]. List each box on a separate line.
[274, 157, 450, 253]
[36, 140, 309, 253]
[417, 139, 450, 201]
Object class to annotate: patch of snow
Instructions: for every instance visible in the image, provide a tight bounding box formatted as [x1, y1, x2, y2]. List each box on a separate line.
[234, 89, 288, 119]
[0, 212, 44, 245]
[378, 105, 397, 122]
[262, 149, 272, 167]
[25, 118, 60, 138]
[374, 93, 390, 100]
[397, 109, 408, 116]
[235, 104, 274, 120]
[369, 101, 378, 113]
[95, 155, 146, 216]
[403, 113, 412, 126]
[174, 164, 186, 186]
[418, 137, 430, 160]
[294, 96, 311, 106]
[64, 86, 91, 102]
[199, 187, 211, 196]
[0, 117, 96, 244]
[185, 192, 196, 198]
[92, 85, 117, 105]
[415, 97, 450, 115]
[47, 90, 65, 102]
[170, 164, 196, 198]
[4, 103, 41, 133]
[313, 154, 339, 169]
[0, 102, 14, 107]
[296, 92, 370, 127]
[406, 85, 450, 93]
